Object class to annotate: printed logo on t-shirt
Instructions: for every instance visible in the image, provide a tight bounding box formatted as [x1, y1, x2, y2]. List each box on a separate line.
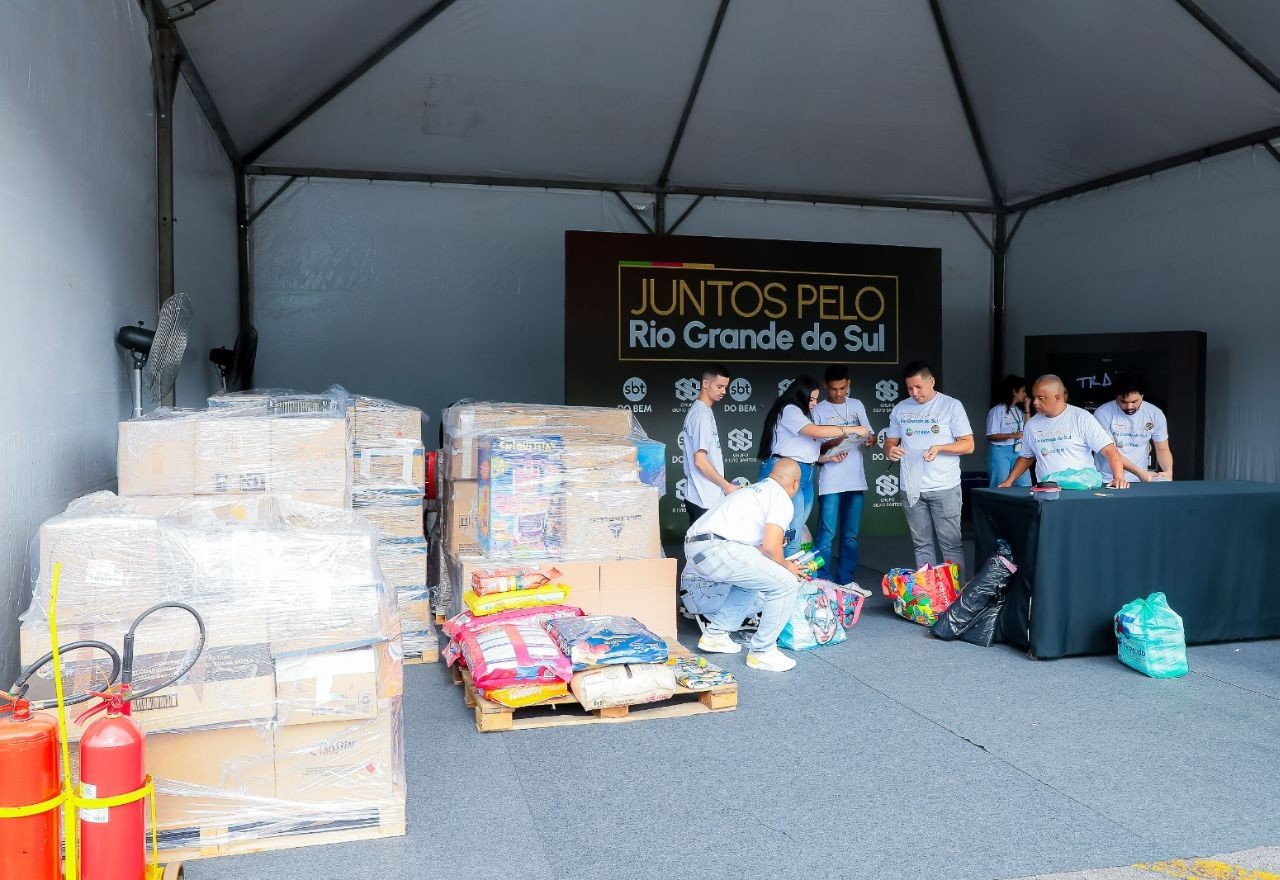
[732, 476, 750, 488]
[1145, 422, 1153, 431]
[930, 424, 940, 434]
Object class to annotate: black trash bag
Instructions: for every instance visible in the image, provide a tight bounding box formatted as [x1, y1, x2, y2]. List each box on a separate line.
[931, 540, 1016, 646]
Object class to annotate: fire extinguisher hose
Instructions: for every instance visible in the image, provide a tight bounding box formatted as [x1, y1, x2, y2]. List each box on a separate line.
[7, 640, 123, 709]
[120, 601, 208, 701]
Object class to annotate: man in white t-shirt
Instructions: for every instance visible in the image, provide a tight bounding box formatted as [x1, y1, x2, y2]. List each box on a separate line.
[681, 363, 739, 526]
[812, 365, 875, 585]
[884, 362, 974, 581]
[999, 375, 1131, 489]
[684, 457, 806, 673]
[1092, 377, 1173, 481]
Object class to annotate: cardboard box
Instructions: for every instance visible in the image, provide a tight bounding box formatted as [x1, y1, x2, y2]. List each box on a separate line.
[275, 646, 381, 727]
[148, 725, 275, 833]
[597, 557, 678, 639]
[269, 578, 394, 657]
[274, 707, 402, 807]
[445, 479, 481, 555]
[561, 486, 661, 559]
[271, 417, 348, 493]
[117, 417, 197, 496]
[194, 416, 272, 494]
[378, 540, 427, 589]
[354, 495, 424, 541]
[352, 398, 422, 445]
[352, 444, 425, 489]
[31, 513, 170, 625]
[20, 607, 275, 740]
[445, 405, 633, 479]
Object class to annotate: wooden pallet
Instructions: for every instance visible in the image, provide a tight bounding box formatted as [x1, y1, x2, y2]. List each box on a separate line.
[156, 806, 405, 863]
[453, 642, 738, 732]
[404, 645, 440, 665]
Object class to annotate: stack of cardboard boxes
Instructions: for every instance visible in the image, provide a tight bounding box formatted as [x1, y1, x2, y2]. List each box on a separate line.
[348, 396, 433, 662]
[441, 402, 677, 639]
[19, 492, 405, 858]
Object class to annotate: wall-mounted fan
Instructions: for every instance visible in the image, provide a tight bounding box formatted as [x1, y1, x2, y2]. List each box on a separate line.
[115, 292, 194, 418]
[209, 324, 258, 393]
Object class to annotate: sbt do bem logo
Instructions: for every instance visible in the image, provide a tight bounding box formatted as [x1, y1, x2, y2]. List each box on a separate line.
[675, 377, 700, 402]
[875, 473, 899, 498]
[727, 428, 753, 453]
[729, 378, 752, 402]
[622, 377, 647, 402]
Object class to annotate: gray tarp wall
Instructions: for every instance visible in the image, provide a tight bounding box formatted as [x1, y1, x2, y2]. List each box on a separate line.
[1005, 148, 1280, 482]
[0, 1, 236, 683]
[249, 178, 994, 448]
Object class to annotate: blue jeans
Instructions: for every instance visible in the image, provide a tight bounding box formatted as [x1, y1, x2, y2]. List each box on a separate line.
[758, 457, 813, 557]
[685, 538, 798, 653]
[988, 444, 1031, 487]
[815, 490, 864, 584]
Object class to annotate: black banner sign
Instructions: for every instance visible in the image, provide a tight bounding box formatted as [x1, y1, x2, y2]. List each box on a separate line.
[566, 231, 942, 546]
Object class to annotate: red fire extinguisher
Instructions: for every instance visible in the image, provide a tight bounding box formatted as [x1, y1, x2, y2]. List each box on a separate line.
[74, 602, 205, 880]
[1, 640, 122, 880]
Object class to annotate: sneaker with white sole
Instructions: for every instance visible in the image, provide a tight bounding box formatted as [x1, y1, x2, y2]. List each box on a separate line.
[697, 632, 742, 654]
[746, 647, 797, 672]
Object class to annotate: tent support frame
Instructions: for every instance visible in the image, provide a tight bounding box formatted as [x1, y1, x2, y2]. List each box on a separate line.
[658, 0, 731, 190]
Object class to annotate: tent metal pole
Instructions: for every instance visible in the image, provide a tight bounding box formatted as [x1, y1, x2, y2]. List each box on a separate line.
[246, 176, 300, 226]
[1171, 0, 1280, 95]
[612, 191, 654, 234]
[658, 0, 730, 189]
[1263, 142, 1280, 166]
[169, 0, 227, 22]
[1010, 124, 1280, 211]
[667, 195, 705, 235]
[243, 0, 460, 165]
[655, 193, 667, 235]
[992, 211, 1008, 394]
[145, 3, 180, 310]
[235, 167, 252, 332]
[961, 212, 994, 253]
[1005, 209, 1028, 249]
[926, 0, 1004, 209]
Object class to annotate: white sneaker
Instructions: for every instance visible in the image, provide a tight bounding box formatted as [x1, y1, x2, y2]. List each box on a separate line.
[746, 647, 797, 672]
[697, 632, 742, 654]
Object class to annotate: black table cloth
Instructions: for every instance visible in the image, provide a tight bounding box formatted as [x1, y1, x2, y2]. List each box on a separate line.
[971, 481, 1280, 659]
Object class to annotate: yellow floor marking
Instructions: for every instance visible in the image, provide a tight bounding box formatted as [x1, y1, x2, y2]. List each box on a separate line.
[1135, 859, 1280, 880]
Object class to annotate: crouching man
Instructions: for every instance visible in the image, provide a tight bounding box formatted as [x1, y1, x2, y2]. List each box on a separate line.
[683, 457, 806, 672]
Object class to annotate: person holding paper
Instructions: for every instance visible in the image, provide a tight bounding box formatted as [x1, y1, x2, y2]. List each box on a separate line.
[812, 365, 875, 585]
[884, 362, 974, 582]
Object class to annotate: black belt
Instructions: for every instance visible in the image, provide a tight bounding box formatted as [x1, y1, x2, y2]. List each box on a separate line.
[685, 532, 729, 565]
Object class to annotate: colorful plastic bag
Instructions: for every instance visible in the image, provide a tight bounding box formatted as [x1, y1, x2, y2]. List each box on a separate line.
[461, 583, 570, 617]
[481, 681, 568, 708]
[1040, 467, 1105, 490]
[826, 582, 870, 629]
[1115, 592, 1189, 678]
[670, 656, 735, 690]
[457, 622, 573, 689]
[470, 565, 564, 596]
[545, 615, 668, 671]
[882, 562, 960, 626]
[443, 603, 583, 642]
[778, 580, 846, 650]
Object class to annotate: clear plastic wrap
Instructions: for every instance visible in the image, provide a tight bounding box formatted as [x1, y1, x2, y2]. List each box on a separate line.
[208, 386, 350, 418]
[18, 491, 405, 857]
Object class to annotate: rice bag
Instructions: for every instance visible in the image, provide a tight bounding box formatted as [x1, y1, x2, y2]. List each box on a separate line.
[481, 681, 569, 708]
[571, 664, 676, 711]
[442, 603, 583, 641]
[457, 623, 573, 690]
[544, 615, 668, 671]
[470, 565, 563, 596]
[462, 583, 570, 616]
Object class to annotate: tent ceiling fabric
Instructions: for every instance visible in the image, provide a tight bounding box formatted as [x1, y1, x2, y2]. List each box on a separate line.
[173, 0, 1280, 208]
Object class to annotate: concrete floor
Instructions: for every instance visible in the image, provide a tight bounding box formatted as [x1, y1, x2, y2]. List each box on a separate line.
[185, 538, 1280, 880]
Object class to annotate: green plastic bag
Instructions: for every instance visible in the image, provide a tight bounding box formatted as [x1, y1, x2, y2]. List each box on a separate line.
[1114, 592, 1189, 678]
[1040, 467, 1105, 490]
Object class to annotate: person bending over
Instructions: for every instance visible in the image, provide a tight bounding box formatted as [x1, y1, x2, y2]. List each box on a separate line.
[999, 375, 1131, 490]
[684, 457, 809, 673]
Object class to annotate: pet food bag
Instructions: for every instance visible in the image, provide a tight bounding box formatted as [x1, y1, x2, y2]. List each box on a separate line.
[545, 615, 668, 671]
[461, 583, 570, 617]
[457, 622, 573, 690]
[481, 681, 568, 708]
[442, 603, 583, 642]
[882, 562, 960, 626]
[571, 664, 676, 711]
[778, 580, 846, 650]
[470, 565, 563, 596]
[1115, 592, 1189, 678]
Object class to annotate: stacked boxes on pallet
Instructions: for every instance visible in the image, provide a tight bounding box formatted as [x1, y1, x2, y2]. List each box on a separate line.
[19, 492, 405, 858]
[348, 396, 433, 662]
[438, 403, 678, 698]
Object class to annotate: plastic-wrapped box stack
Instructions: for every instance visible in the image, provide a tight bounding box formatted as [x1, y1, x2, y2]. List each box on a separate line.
[18, 492, 405, 860]
[438, 402, 675, 640]
[348, 396, 433, 662]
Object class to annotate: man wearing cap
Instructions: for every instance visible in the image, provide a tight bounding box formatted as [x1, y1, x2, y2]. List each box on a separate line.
[684, 457, 806, 673]
[998, 375, 1132, 489]
[1092, 377, 1173, 482]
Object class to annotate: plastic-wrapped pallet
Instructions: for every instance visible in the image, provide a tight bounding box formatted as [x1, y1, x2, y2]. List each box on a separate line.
[18, 492, 405, 859]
